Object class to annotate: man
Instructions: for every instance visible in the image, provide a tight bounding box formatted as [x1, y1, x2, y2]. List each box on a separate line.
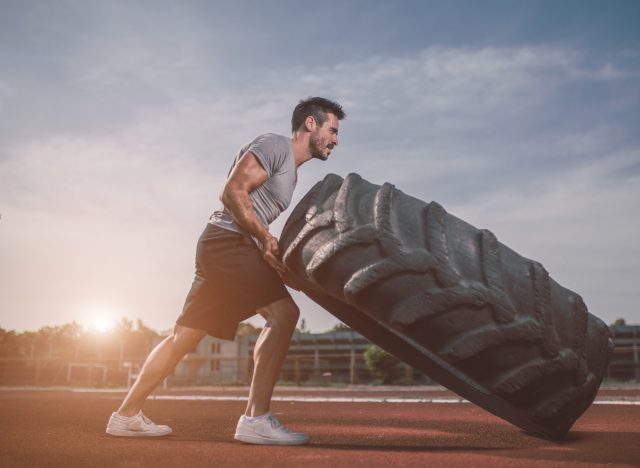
[106, 97, 345, 445]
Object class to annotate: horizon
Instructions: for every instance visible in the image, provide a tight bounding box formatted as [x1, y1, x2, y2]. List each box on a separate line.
[2, 314, 636, 338]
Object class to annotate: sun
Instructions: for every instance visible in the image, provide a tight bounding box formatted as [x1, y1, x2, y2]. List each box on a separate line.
[84, 306, 116, 333]
[91, 316, 114, 333]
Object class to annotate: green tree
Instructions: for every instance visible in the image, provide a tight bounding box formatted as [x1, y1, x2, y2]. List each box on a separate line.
[0, 328, 20, 357]
[328, 322, 351, 332]
[296, 318, 308, 334]
[237, 322, 262, 336]
[364, 345, 400, 384]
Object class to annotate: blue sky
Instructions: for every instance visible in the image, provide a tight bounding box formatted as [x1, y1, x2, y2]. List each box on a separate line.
[1, 0, 639, 333]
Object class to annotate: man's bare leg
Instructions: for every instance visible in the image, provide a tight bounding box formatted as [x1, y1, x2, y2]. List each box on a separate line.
[117, 324, 207, 416]
[245, 297, 299, 417]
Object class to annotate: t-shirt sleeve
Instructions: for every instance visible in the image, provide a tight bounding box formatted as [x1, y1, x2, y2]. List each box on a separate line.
[245, 134, 289, 177]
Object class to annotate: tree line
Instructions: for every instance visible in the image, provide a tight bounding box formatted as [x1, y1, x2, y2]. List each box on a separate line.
[0, 319, 159, 360]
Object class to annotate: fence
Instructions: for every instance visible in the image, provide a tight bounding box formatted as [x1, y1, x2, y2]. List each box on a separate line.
[0, 353, 428, 388]
[607, 325, 640, 381]
[0, 357, 144, 387]
[2, 326, 638, 388]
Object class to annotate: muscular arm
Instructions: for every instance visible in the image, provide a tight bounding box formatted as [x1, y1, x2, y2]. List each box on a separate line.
[220, 152, 286, 274]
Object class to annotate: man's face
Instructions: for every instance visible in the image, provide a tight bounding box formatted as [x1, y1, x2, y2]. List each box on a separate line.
[309, 113, 340, 161]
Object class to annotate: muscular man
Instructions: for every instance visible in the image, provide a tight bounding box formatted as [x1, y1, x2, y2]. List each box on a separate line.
[106, 97, 345, 445]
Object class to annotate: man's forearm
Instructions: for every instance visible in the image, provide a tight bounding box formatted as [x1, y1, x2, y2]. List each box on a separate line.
[222, 188, 270, 242]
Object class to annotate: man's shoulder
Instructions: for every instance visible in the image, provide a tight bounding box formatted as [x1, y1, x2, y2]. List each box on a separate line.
[245, 133, 292, 161]
[251, 133, 290, 147]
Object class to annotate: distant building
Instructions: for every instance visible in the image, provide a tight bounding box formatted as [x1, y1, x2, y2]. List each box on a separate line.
[608, 324, 640, 381]
[163, 333, 253, 386]
[281, 329, 373, 384]
[163, 327, 424, 386]
[158, 323, 639, 386]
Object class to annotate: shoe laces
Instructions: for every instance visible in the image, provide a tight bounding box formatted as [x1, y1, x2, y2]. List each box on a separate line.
[139, 412, 156, 427]
[266, 414, 289, 432]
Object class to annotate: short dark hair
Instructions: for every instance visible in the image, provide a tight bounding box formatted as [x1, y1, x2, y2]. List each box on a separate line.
[291, 97, 346, 132]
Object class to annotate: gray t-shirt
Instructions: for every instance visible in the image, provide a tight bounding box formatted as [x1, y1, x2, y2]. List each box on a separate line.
[209, 133, 297, 236]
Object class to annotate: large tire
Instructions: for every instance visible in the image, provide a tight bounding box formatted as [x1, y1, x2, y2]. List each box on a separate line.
[280, 173, 613, 439]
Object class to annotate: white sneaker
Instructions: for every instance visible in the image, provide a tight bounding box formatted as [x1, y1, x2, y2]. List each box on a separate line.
[234, 413, 309, 445]
[106, 411, 172, 437]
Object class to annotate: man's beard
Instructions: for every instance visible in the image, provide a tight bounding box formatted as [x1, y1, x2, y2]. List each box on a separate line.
[310, 135, 331, 161]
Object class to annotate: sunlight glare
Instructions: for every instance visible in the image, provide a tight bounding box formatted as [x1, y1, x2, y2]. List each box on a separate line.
[85, 306, 116, 333]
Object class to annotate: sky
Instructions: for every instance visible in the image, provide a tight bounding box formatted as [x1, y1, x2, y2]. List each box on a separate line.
[1, 0, 639, 334]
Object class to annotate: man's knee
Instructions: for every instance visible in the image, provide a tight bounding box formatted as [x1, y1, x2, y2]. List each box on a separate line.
[170, 324, 206, 355]
[260, 298, 300, 328]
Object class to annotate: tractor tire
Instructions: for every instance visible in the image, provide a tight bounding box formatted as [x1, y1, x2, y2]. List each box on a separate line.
[280, 173, 613, 439]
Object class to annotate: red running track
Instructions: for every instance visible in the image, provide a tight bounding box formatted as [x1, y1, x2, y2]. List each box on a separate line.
[1, 386, 639, 467]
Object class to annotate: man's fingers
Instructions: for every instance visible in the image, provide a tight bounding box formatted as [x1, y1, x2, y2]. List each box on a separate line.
[261, 237, 278, 255]
[271, 242, 280, 255]
[264, 252, 286, 273]
[261, 234, 285, 273]
[281, 270, 301, 291]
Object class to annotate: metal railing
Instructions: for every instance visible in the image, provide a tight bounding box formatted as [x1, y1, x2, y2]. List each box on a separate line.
[2, 333, 638, 388]
[0, 353, 429, 388]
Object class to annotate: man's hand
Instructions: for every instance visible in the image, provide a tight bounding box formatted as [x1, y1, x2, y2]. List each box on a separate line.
[280, 269, 302, 291]
[260, 233, 302, 290]
[260, 233, 286, 275]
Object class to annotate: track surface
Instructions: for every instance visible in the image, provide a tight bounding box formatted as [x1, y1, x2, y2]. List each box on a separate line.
[1, 386, 639, 467]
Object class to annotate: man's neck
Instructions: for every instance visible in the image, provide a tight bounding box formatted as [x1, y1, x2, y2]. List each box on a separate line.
[291, 132, 312, 168]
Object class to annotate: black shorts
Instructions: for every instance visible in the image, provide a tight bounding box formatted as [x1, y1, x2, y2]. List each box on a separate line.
[176, 224, 291, 340]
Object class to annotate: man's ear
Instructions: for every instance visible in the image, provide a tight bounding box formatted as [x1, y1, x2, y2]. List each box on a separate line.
[304, 115, 316, 132]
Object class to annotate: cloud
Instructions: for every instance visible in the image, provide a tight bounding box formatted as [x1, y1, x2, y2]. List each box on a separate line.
[1, 43, 639, 331]
[447, 147, 640, 319]
[0, 79, 13, 106]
